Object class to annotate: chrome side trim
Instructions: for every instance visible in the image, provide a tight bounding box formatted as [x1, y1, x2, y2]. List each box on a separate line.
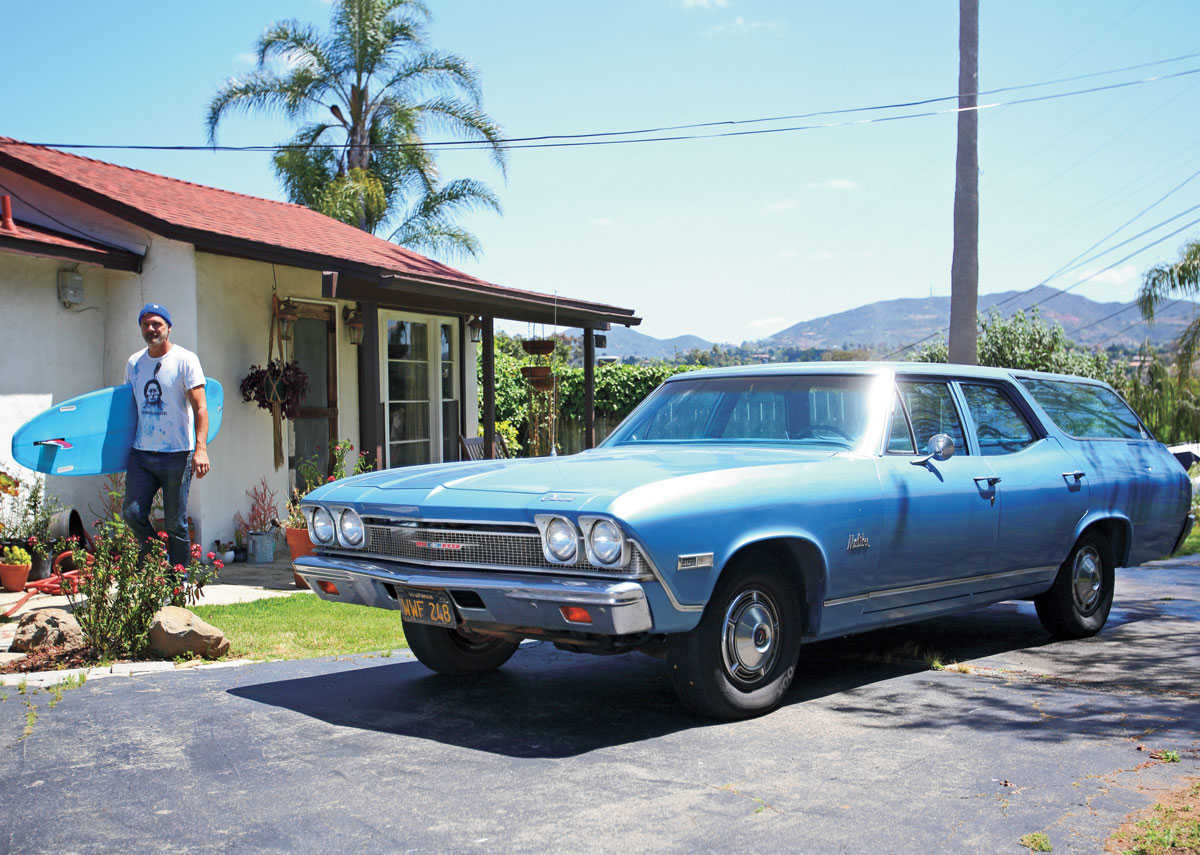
[677, 552, 715, 570]
[635, 539, 705, 613]
[823, 566, 1056, 607]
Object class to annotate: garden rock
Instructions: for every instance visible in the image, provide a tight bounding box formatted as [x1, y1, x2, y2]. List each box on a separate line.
[149, 607, 229, 660]
[11, 608, 85, 654]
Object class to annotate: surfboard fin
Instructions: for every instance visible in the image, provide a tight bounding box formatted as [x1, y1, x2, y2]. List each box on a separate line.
[34, 438, 74, 449]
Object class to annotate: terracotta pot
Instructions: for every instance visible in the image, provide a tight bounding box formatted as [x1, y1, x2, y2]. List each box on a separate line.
[521, 339, 556, 356]
[0, 562, 31, 593]
[285, 527, 314, 588]
[520, 365, 555, 391]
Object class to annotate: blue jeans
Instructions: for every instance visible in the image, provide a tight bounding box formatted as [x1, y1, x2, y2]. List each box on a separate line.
[123, 449, 194, 567]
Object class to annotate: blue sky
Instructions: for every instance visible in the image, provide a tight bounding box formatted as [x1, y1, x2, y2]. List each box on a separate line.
[5, 0, 1200, 343]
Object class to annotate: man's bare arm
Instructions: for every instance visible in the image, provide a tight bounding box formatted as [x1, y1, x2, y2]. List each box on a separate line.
[187, 385, 210, 478]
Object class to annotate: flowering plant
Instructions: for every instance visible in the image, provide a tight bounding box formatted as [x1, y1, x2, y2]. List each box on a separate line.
[287, 440, 374, 529]
[1, 545, 31, 565]
[62, 522, 220, 659]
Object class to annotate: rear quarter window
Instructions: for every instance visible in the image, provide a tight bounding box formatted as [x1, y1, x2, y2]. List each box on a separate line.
[1017, 378, 1146, 440]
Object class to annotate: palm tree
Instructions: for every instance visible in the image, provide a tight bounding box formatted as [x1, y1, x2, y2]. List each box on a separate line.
[206, 0, 505, 258]
[1138, 238, 1200, 374]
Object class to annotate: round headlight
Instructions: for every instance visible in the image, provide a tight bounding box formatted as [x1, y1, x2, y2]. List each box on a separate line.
[588, 519, 623, 565]
[339, 508, 364, 547]
[310, 507, 335, 544]
[545, 517, 578, 562]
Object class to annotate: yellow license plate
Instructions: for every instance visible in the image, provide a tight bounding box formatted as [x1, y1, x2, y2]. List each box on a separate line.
[399, 588, 457, 628]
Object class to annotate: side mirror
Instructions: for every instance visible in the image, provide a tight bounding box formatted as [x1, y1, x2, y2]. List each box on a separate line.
[912, 433, 955, 466]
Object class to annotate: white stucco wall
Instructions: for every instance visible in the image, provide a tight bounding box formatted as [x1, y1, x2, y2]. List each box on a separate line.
[193, 254, 360, 545]
[0, 253, 111, 517]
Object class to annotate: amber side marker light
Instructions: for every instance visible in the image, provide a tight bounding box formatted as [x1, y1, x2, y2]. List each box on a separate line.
[317, 581, 339, 596]
[560, 606, 592, 624]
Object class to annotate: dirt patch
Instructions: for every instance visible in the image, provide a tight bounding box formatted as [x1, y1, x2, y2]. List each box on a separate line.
[0, 644, 99, 674]
[1105, 777, 1200, 854]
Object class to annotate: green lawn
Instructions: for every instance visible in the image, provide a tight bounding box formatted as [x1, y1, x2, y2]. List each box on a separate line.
[1175, 523, 1200, 557]
[192, 595, 408, 661]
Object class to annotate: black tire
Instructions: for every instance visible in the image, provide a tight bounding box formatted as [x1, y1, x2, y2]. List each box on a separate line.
[1034, 530, 1115, 639]
[402, 621, 520, 675]
[667, 555, 802, 720]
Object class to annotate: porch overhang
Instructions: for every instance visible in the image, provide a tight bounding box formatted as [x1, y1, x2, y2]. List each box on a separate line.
[321, 270, 640, 330]
[0, 219, 143, 273]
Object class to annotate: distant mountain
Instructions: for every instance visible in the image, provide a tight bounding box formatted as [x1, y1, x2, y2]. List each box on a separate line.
[765, 285, 1199, 350]
[599, 327, 716, 360]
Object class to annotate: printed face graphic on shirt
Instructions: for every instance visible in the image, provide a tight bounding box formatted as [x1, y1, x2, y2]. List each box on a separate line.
[142, 363, 165, 414]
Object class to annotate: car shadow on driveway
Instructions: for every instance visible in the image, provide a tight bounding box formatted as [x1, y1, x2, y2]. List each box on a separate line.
[228, 593, 1199, 759]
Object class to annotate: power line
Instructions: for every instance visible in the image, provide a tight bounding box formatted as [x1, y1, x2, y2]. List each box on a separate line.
[6, 58, 1200, 155]
[1087, 297, 1184, 347]
[885, 209, 1200, 359]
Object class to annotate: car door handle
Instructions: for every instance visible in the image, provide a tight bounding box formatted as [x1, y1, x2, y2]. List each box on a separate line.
[973, 476, 1001, 487]
[1062, 471, 1085, 483]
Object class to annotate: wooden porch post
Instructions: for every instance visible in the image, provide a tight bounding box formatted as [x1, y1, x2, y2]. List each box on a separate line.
[482, 316, 496, 459]
[583, 327, 596, 449]
[357, 301, 382, 469]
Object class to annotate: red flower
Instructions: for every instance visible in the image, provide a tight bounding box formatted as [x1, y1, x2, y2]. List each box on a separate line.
[213, 560, 224, 570]
[27, 536, 38, 545]
[157, 532, 169, 540]
[206, 551, 215, 560]
[173, 563, 184, 573]
[173, 586, 182, 596]
[327, 476, 335, 482]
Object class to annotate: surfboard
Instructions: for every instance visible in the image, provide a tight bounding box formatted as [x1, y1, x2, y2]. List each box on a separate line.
[10, 378, 224, 476]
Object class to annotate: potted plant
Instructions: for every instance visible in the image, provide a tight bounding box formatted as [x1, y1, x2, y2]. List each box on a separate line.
[521, 338, 556, 357]
[0, 545, 32, 592]
[238, 478, 281, 564]
[284, 442, 374, 586]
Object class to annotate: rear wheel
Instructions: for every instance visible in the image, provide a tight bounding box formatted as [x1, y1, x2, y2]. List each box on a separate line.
[402, 621, 520, 675]
[1034, 530, 1114, 639]
[667, 556, 802, 720]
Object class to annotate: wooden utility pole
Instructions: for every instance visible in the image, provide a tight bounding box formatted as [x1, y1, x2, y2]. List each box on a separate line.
[948, 0, 980, 364]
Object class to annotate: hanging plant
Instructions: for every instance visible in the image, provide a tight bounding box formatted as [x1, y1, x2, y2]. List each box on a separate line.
[240, 360, 309, 419]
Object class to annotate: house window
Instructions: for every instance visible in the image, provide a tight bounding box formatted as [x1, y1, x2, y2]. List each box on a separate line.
[380, 311, 462, 467]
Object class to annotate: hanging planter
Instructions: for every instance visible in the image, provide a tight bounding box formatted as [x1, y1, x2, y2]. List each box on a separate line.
[239, 295, 311, 469]
[521, 339, 556, 357]
[520, 365, 554, 392]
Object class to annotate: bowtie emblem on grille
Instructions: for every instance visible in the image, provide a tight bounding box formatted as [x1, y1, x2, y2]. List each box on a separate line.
[414, 540, 465, 551]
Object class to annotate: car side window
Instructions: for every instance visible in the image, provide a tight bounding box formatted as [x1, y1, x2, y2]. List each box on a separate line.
[1017, 378, 1147, 439]
[960, 384, 1038, 456]
[887, 390, 916, 454]
[898, 380, 968, 454]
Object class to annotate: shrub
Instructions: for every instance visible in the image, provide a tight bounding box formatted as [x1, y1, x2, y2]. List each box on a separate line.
[62, 524, 220, 659]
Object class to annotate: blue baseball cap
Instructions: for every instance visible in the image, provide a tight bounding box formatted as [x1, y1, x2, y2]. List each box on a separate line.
[138, 303, 172, 327]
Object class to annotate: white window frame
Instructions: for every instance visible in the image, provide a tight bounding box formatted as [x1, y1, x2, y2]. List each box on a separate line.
[379, 309, 459, 467]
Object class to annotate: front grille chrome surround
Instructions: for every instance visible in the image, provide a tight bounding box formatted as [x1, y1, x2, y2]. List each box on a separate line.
[320, 517, 653, 580]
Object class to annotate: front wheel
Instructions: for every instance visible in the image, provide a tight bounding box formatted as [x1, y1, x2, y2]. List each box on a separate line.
[402, 621, 520, 675]
[667, 559, 802, 720]
[1034, 531, 1115, 639]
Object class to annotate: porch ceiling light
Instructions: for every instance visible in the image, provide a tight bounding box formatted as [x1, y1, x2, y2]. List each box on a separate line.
[276, 298, 301, 341]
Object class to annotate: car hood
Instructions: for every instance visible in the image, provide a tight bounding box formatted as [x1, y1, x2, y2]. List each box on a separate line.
[338, 445, 839, 499]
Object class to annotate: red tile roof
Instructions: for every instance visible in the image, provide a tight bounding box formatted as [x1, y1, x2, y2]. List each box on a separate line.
[0, 138, 639, 326]
[0, 217, 142, 271]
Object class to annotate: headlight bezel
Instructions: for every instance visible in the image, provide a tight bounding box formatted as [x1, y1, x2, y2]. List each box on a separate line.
[308, 506, 335, 544]
[534, 514, 580, 565]
[580, 515, 631, 569]
[338, 508, 365, 548]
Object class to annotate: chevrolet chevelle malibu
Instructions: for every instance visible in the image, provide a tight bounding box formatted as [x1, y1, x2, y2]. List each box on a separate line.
[294, 363, 1193, 719]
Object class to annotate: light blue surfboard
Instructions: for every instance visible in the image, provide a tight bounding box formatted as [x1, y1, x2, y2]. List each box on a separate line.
[10, 379, 224, 476]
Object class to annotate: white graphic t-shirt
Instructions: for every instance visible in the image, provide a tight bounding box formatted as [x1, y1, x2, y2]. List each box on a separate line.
[125, 345, 205, 452]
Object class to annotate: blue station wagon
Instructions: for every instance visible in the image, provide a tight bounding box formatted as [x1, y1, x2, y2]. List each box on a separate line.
[295, 363, 1193, 719]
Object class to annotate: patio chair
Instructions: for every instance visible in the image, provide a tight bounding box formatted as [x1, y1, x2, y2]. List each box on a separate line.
[459, 434, 511, 461]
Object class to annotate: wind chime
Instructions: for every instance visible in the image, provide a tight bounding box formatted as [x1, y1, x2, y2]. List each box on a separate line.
[520, 337, 558, 457]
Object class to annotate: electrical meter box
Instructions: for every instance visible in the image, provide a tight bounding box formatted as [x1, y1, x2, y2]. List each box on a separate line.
[57, 270, 84, 307]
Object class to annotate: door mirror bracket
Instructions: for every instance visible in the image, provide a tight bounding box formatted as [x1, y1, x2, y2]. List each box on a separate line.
[911, 433, 955, 466]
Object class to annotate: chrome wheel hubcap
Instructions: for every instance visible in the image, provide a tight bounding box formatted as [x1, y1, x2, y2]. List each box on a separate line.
[722, 589, 781, 684]
[1071, 546, 1103, 613]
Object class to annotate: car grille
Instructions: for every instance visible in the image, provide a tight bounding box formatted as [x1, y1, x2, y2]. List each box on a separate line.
[332, 518, 651, 578]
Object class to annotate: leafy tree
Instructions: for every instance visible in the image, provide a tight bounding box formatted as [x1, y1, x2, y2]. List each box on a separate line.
[206, 0, 505, 258]
[1137, 237, 1200, 376]
[914, 309, 1118, 384]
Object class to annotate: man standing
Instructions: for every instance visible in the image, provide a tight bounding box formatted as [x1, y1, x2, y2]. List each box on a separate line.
[121, 303, 211, 566]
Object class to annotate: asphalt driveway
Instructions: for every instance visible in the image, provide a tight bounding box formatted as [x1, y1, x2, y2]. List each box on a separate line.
[2, 559, 1198, 854]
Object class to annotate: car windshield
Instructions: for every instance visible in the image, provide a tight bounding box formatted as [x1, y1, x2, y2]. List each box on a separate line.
[604, 374, 874, 449]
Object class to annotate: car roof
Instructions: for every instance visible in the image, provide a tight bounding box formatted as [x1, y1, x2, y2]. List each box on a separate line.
[666, 361, 1113, 387]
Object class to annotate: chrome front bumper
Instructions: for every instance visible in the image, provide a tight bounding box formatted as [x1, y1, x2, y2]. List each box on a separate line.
[293, 554, 654, 635]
